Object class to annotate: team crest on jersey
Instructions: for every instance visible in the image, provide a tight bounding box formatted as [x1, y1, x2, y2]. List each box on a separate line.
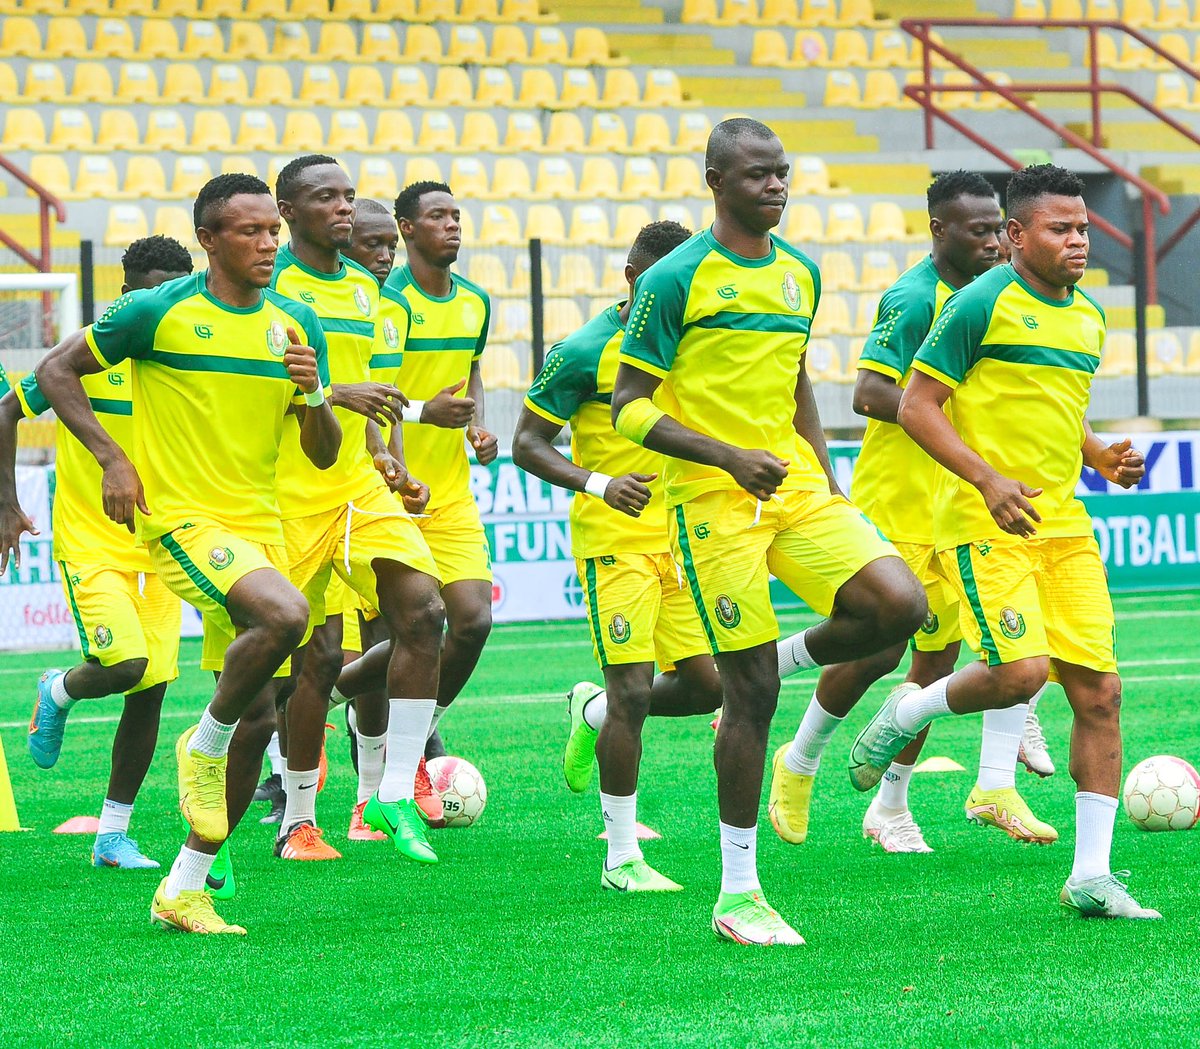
[93, 625, 113, 650]
[209, 546, 235, 570]
[1022, 314, 1039, 330]
[714, 594, 741, 629]
[920, 611, 940, 635]
[383, 318, 400, 349]
[266, 320, 289, 357]
[782, 271, 802, 312]
[354, 284, 371, 317]
[998, 606, 1026, 639]
[608, 613, 631, 645]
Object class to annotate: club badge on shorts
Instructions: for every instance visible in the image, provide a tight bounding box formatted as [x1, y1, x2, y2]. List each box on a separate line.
[608, 613, 631, 645]
[999, 606, 1026, 639]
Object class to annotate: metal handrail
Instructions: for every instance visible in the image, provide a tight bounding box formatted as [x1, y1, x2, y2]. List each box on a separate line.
[0, 152, 68, 343]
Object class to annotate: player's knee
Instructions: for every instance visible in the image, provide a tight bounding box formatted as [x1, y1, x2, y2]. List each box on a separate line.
[267, 591, 310, 650]
[607, 683, 652, 722]
[104, 657, 148, 694]
[861, 641, 906, 683]
[992, 658, 1049, 707]
[394, 590, 446, 649]
[450, 601, 492, 649]
[1074, 677, 1122, 726]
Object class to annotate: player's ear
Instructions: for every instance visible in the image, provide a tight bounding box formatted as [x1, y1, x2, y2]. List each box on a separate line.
[120, 283, 130, 295]
[929, 215, 944, 241]
[705, 166, 722, 194]
[277, 198, 294, 223]
[195, 225, 216, 253]
[1005, 216, 1023, 249]
[623, 263, 636, 287]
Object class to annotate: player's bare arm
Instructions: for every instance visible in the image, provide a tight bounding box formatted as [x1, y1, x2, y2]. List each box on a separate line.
[611, 361, 787, 500]
[1082, 419, 1144, 489]
[365, 418, 408, 493]
[330, 380, 407, 427]
[512, 406, 654, 518]
[0, 390, 37, 571]
[852, 369, 902, 423]
[37, 331, 148, 532]
[285, 326, 342, 470]
[385, 416, 429, 514]
[791, 358, 842, 497]
[465, 359, 498, 466]
[899, 369, 1042, 538]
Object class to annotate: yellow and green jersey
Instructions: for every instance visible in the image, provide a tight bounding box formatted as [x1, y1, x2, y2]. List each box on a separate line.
[912, 262, 1103, 549]
[853, 256, 955, 545]
[525, 301, 667, 559]
[16, 360, 152, 570]
[368, 283, 412, 450]
[386, 263, 490, 510]
[271, 244, 382, 520]
[619, 228, 827, 508]
[85, 271, 330, 546]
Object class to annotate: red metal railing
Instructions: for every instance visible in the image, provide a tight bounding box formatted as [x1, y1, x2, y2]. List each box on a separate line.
[900, 18, 1200, 304]
[0, 153, 67, 343]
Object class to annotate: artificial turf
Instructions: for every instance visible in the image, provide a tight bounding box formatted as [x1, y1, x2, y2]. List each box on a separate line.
[0, 590, 1198, 1048]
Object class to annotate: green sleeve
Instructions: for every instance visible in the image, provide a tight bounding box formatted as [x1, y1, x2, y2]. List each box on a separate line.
[86, 291, 160, 366]
[912, 288, 994, 389]
[17, 372, 50, 417]
[0, 361, 10, 398]
[859, 284, 936, 381]
[618, 263, 688, 379]
[524, 341, 597, 426]
[473, 288, 491, 361]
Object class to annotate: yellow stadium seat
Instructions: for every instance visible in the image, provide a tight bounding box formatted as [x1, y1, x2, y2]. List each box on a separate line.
[1122, 0, 1156, 21]
[272, 23, 312, 61]
[1, 17, 42, 56]
[357, 158, 399, 200]
[1154, 0, 1193, 27]
[343, 67, 386, 106]
[401, 158, 444, 185]
[208, 63, 249, 105]
[1096, 332, 1133, 377]
[1155, 72, 1192, 108]
[153, 206, 194, 245]
[861, 69, 902, 107]
[539, 113, 582, 154]
[853, 293, 881, 334]
[417, 112, 457, 152]
[578, 157, 620, 199]
[752, 29, 791, 66]
[663, 156, 705, 197]
[643, 69, 687, 107]
[493, 299, 532, 340]
[532, 157, 576, 199]
[1186, 331, 1200, 373]
[597, 68, 640, 108]
[234, 110, 278, 152]
[291, 0, 331, 15]
[491, 25, 531, 64]
[551, 253, 596, 295]
[859, 250, 899, 290]
[676, 111, 712, 152]
[805, 339, 845, 382]
[403, 25, 443, 63]
[466, 254, 510, 293]
[1148, 331, 1184, 374]
[178, 19, 222, 59]
[48, 108, 92, 151]
[136, 20, 180, 59]
[517, 68, 558, 107]
[718, 0, 759, 22]
[251, 65, 295, 106]
[619, 157, 662, 199]
[830, 28, 869, 65]
[171, 156, 212, 199]
[447, 25, 487, 63]
[414, 0, 454, 18]
[821, 251, 858, 291]
[1047, 0, 1082, 14]
[1114, 34, 1153, 69]
[105, 205, 149, 247]
[374, 111, 415, 151]
[800, 0, 838, 24]
[477, 68, 515, 107]
[588, 113, 628, 152]
[91, 17, 136, 57]
[433, 67, 474, 107]
[682, 0, 718, 21]
[200, 0, 243, 15]
[278, 112, 322, 153]
[221, 156, 258, 177]
[567, 204, 612, 245]
[839, 0, 879, 26]
[479, 204, 522, 245]
[560, 68, 599, 108]
[758, 0, 801, 21]
[1152, 32, 1191, 66]
[824, 71, 861, 107]
[191, 110, 233, 152]
[784, 202, 824, 241]
[462, 112, 500, 152]
[1014, 0, 1047, 16]
[598, 251, 628, 293]
[228, 22, 268, 58]
[613, 203, 653, 244]
[142, 109, 186, 151]
[500, 0, 556, 22]
[28, 155, 72, 200]
[326, 112, 369, 153]
[334, 0, 382, 15]
[629, 113, 671, 153]
[94, 109, 139, 152]
[869, 29, 912, 66]
[360, 24, 400, 62]
[817, 293, 853, 334]
[480, 345, 526, 390]
[531, 26, 570, 63]
[866, 201, 909, 240]
[790, 155, 832, 194]
[43, 17, 86, 56]
[486, 158, 531, 203]
[544, 299, 585, 341]
[24, 62, 67, 103]
[120, 156, 167, 200]
[571, 26, 619, 65]
[504, 112, 545, 151]
[389, 67, 430, 106]
[0, 63, 15, 101]
[450, 157, 490, 199]
[459, 0, 501, 21]
[792, 30, 829, 65]
[525, 204, 567, 242]
[300, 65, 342, 105]
[116, 62, 158, 103]
[658, 202, 697, 228]
[162, 63, 205, 103]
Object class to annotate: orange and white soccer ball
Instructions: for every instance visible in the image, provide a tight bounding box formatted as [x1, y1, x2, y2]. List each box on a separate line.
[426, 756, 487, 828]
[1122, 755, 1200, 831]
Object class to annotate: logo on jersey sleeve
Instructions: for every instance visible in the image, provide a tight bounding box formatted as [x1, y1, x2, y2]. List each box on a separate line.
[714, 594, 741, 629]
[998, 606, 1026, 639]
[383, 318, 400, 349]
[354, 285, 372, 317]
[608, 613, 631, 645]
[266, 321, 289, 357]
[782, 272, 802, 311]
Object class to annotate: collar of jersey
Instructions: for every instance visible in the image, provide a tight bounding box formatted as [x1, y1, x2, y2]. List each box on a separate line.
[607, 301, 627, 332]
[398, 262, 457, 303]
[199, 271, 265, 315]
[1005, 263, 1076, 308]
[701, 227, 777, 269]
[280, 243, 347, 282]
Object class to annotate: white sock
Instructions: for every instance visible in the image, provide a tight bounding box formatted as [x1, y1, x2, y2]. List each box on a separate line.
[51, 672, 79, 710]
[582, 690, 608, 732]
[165, 845, 215, 897]
[784, 694, 843, 775]
[601, 791, 642, 869]
[877, 762, 914, 814]
[378, 698, 435, 803]
[97, 798, 132, 836]
[426, 703, 449, 740]
[777, 627, 820, 677]
[357, 730, 387, 803]
[267, 732, 284, 778]
[1027, 685, 1045, 715]
[330, 685, 351, 708]
[280, 768, 320, 835]
[1071, 791, 1117, 882]
[894, 676, 953, 734]
[978, 703, 1027, 791]
[346, 703, 358, 734]
[719, 821, 761, 895]
[188, 705, 238, 759]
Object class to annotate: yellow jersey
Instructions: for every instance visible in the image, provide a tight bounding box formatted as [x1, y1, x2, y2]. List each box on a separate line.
[853, 256, 955, 545]
[525, 302, 667, 559]
[16, 360, 152, 570]
[271, 244, 383, 519]
[85, 271, 330, 546]
[386, 263, 490, 510]
[619, 228, 827, 508]
[368, 283, 412, 451]
[912, 263, 1103, 549]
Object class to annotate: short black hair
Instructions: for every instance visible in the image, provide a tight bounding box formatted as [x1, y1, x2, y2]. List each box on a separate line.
[395, 181, 452, 224]
[628, 221, 692, 270]
[927, 170, 997, 214]
[354, 198, 394, 220]
[275, 153, 341, 202]
[704, 117, 779, 173]
[1006, 164, 1086, 223]
[121, 235, 193, 281]
[194, 172, 272, 230]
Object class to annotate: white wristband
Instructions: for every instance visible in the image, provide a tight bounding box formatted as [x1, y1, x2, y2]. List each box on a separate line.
[404, 399, 426, 422]
[584, 472, 613, 499]
[303, 387, 326, 407]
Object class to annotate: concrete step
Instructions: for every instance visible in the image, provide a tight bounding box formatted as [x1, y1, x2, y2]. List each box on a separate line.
[609, 31, 735, 65]
[681, 73, 806, 107]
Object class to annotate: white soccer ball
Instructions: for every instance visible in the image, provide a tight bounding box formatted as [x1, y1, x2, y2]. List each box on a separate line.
[426, 756, 487, 828]
[1122, 755, 1200, 832]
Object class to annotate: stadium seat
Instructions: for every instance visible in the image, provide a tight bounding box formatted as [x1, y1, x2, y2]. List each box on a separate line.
[751, 30, 791, 67]
[544, 299, 585, 341]
[628, 114, 671, 154]
[24, 62, 67, 103]
[357, 158, 399, 200]
[480, 345, 526, 390]
[200, 0, 243, 15]
[1047, 0, 1083, 14]
[525, 204, 567, 243]
[191, 111, 234, 152]
[375, 0, 418, 15]
[414, 0, 454, 19]
[41, 17, 84, 58]
[569, 204, 614, 245]
[447, 25, 488, 64]
[1153, 0, 1194, 28]
[516, 68, 557, 107]
[360, 24, 401, 62]
[180, 20, 223, 59]
[861, 70, 903, 107]
[342, 67, 386, 107]
[49, 108, 93, 151]
[416, 112, 457, 152]
[136, 19, 180, 59]
[805, 339, 845, 382]
[27, 155, 71, 200]
[663, 157, 706, 197]
[96, 109, 141, 152]
[1186, 331, 1200, 373]
[433, 67, 474, 107]
[1123, 0, 1156, 20]
[598, 68, 641, 108]
[153, 206, 195, 245]
[1098, 332, 1135, 376]
[462, 112, 500, 152]
[534, 157, 579, 199]
[171, 156, 213, 199]
[300, 65, 342, 105]
[1148, 331, 1185, 374]
[374, 111, 415, 151]
[315, 25, 364, 61]
[504, 112, 545, 151]
[1155, 73, 1191, 109]
[830, 28, 870, 66]
[459, 0, 502, 22]
[553, 253, 597, 295]
[853, 293, 881, 334]
[817, 292, 853, 333]
[333, 0, 375, 16]
[866, 200, 910, 240]
[479, 204, 523, 245]
[784, 202, 824, 241]
[251, 66, 295, 106]
[120, 156, 168, 200]
[403, 25, 444, 63]
[1153, 33, 1191, 67]
[89, 17, 135, 58]
[162, 63, 205, 104]
[105, 204, 149, 247]
[756, 0, 801, 21]
[492, 25, 531, 64]
[571, 27, 620, 65]
[467, 254, 511, 295]
[208, 64, 249, 105]
[545, 112, 586, 152]
[792, 155, 837, 195]
[620, 157, 663, 199]
[389, 67, 430, 106]
[593, 250, 625, 293]
[643, 69, 689, 107]
[859, 250, 899, 290]
[560, 68, 600, 108]
[613, 203, 653, 244]
[70, 62, 113, 103]
[491, 157, 534, 199]
[493, 299, 532, 340]
[510, 253, 551, 295]
[221, 156, 259, 177]
[401, 157, 442, 186]
[531, 26, 570, 64]
[658, 201, 698, 228]
[450, 157, 490, 199]
[792, 30, 830, 65]
[682, 0, 719, 22]
[1115, 34, 1154, 69]
[839, 0, 880, 25]
[721, 0, 760, 23]
[588, 113, 628, 152]
[824, 71, 862, 107]
[500, 0, 557, 21]
[822, 202, 865, 242]
[870, 29, 913, 66]
[325, 112, 369, 153]
[116, 62, 158, 103]
[578, 158, 621, 200]
[820, 251, 858, 291]
[1013, 0, 1047, 16]
[800, 0, 838, 24]
[235, 110, 279, 152]
[272, 22, 312, 61]
[0, 63, 16, 102]
[1, 18, 42, 56]
[477, 68, 516, 107]
[676, 112, 712, 151]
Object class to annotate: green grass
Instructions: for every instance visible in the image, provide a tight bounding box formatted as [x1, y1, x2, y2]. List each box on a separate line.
[1, 591, 1199, 1048]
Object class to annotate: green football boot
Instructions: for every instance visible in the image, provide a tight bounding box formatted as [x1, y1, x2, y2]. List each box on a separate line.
[362, 795, 438, 864]
[563, 681, 603, 793]
[600, 858, 683, 892]
[712, 891, 804, 946]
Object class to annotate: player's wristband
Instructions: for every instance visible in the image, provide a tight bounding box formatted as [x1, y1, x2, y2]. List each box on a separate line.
[304, 387, 326, 407]
[584, 472, 613, 499]
[404, 399, 426, 421]
[614, 398, 665, 447]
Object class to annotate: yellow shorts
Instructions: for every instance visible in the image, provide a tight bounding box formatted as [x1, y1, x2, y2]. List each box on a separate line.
[670, 488, 898, 654]
[59, 562, 181, 691]
[577, 552, 711, 671]
[893, 540, 963, 652]
[342, 608, 363, 654]
[285, 484, 440, 628]
[938, 534, 1116, 674]
[417, 496, 492, 587]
